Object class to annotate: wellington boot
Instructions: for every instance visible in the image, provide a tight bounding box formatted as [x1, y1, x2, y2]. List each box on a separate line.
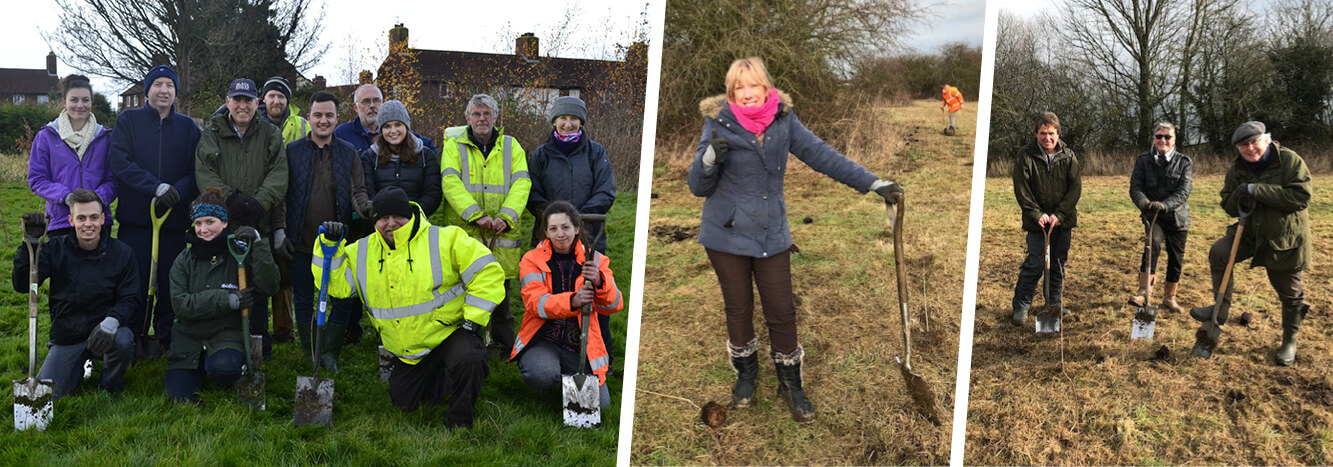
[1128, 273, 1154, 307]
[1162, 282, 1185, 314]
[1276, 303, 1308, 366]
[728, 338, 759, 408]
[773, 346, 816, 424]
[1011, 303, 1030, 326]
[296, 323, 314, 362]
[1190, 304, 1229, 325]
[319, 323, 346, 375]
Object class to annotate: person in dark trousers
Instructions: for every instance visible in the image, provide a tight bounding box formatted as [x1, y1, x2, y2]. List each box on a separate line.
[315, 187, 505, 428]
[259, 76, 309, 345]
[526, 95, 618, 371]
[165, 187, 277, 402]
[1190, 122, 1312, 366]
[195, 78, 289, 359]
[12, 190, 139, 399]
[108, 65, 200, 360]
[1011, 111, 1082, 326]
[278, 91, 371, 373]
[688, 57, 903, 424]
[1128, 122, 1192, 314]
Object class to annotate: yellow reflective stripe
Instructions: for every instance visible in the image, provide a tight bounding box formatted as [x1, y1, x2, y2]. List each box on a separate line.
[512, 170, 530, 180]
[393, 347, 432, 361]
[502, 135, 513, 189]
[442, 168, 461, 177]
[355, 237, 370, 300]
[368, 282, 465, 320]
[520, 272, 544, 287]
[460, 204, 482, 219]
[513, 335, 527, 355]
[536, 293, 551, 319]
[429, 227, 443, 289]
[596, 286, 621, 311]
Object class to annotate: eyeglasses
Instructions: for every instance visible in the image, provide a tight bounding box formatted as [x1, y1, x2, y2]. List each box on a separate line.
[1154, 134, 1173, 140]
[358, 98, 382, 106]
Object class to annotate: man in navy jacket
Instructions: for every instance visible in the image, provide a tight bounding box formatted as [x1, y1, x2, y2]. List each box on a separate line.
[108, 65, 200, 359]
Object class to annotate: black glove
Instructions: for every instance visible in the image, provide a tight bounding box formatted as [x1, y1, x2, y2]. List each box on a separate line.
[1146, 201, 1166, 213]
[1234, 185, 1256, 212]
[321, 221, 345, 241]
[459, 319, 484, 339]
[86, 317, 119, 354]
[155, 186, 180, 210]
[21, 212, 46, 242]
[707, 130, 728, 166]
[873, 181, 905, 205]
[234, 225, 260, 243]
[229, 288, 255, 310]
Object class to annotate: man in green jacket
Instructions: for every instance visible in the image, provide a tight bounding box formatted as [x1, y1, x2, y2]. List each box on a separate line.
[1190, 122, 1312, 366]
[195, 78, 289, 358]
[1011, 111, 1082, 326]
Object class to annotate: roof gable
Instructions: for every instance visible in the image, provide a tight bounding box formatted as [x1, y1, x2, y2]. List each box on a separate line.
[0, 68, 58, 95]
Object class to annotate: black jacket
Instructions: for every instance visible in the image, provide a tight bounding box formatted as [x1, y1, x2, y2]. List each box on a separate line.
[361, 135, 442, 217]
[12, 231, 140, 345]
[527, 131, 616, 250]
[1129, 149, 1193, 230]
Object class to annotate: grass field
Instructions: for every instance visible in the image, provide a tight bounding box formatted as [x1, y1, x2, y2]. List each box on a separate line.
[965, 174, 1333, 465]
[631, 100, 971, 465]
[0, 181, 635, 464]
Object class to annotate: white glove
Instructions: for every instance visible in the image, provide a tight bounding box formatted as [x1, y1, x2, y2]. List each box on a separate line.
[99, 316, 119, 333]
[64, 192, 74, 206]
[273, 229, 287, 250]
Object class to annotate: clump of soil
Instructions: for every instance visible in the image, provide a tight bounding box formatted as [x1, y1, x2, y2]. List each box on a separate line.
[1236, 312, 1253, 326]
[651, 224, 698, 243]
[701, 401, 727, 428]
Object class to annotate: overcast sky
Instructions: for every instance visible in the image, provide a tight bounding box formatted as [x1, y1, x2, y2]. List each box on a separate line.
[0, 0, 985, 107]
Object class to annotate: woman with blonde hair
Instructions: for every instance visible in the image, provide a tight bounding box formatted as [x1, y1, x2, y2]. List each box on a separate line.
[688, 57, 903, 423]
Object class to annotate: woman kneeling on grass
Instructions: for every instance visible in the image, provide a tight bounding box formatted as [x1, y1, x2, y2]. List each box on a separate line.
[165, 187, 277, 402]
[510, 201, 623, 410]
[687, 57, 904, 423]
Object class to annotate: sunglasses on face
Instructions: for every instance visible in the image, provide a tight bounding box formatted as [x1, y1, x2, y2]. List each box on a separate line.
[1154, 134, 1173, 140]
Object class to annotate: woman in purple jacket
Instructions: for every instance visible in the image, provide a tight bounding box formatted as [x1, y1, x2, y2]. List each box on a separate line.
[29, 75, 116, 236]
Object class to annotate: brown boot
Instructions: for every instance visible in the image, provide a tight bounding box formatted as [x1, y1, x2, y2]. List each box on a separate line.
[1162, 282, 1185, 314]
[1128, 273, 1154, 307]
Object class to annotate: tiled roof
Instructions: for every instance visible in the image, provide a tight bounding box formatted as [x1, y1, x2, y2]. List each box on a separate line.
[0, 68, 58, 95]
[401, 49, 621, 88]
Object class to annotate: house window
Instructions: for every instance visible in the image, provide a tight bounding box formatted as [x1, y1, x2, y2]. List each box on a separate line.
[569, 89, 580, 98]
[12, 95, 24, 104]
[37, 95, 49, 104]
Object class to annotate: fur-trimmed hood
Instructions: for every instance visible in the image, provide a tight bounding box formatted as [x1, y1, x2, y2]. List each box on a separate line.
[698, 90, 794, 119]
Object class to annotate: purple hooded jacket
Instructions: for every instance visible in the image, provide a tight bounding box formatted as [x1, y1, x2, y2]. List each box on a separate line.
[28, 119, 116, 231]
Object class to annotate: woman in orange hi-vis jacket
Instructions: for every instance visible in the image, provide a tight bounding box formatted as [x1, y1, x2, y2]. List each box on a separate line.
[941, 84, 964, 132]
[511, 200, 623, 409]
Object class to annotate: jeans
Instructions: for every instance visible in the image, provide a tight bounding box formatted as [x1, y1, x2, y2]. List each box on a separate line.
[37, 327, 133, 399]
[164, 348, 244, 402]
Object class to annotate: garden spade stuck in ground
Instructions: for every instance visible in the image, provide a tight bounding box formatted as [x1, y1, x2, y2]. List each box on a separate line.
[14, 218, 52, 431]
[887, 194, 941, 425]
[295, 225, 340, 427]
[229, 234, 265, 410]
[136, 198, 171, 361]
[1194, 214, 1246, 358]
[563, 214, 606, 429]
[1035, 225, 1063, 334]
[1131, 211, 1160, 340]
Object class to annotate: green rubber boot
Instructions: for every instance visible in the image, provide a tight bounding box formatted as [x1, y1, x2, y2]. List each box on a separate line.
[296, 322, 314, 363]
[1276, 303, 1308, 366]
[319, 323, 347, 375]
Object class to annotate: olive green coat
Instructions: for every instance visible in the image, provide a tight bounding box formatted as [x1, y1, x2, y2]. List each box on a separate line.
[196, 112, 289, 232]
[166, 235, 279, 371]
[1220, 143, 1312, 272]
[1013, 140, 1082, 231]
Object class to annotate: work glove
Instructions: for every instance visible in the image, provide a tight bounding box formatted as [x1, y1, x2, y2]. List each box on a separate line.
[86, 316, 119, 355]
[21, 212, 47, 243]
[458, 319, 484, 340]
[582, 259, 601, 288]
[870, 180, 905, 205]
[1234, 184, 1256, 212]
[1147, 201, 1166, 213]
[273, 229, 293, 260]
[154, 184, 180, 210]
[321, 221, 345, 242]
[702, 130, 728, 168]
[63, 192, 74, 207]
[229, 288, 255, 310]
[234, 225, 260, 244]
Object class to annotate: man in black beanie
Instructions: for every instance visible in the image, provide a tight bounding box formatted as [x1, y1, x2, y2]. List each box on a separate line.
[259, 75, 309, 345]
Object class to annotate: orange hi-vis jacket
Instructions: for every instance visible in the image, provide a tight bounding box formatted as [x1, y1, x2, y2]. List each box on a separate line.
[512, 238, 623, 384]
[942, 85, 964, 113]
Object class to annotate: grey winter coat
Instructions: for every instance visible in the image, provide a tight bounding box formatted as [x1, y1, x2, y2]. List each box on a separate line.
[687, 92, 879, 258]
[1129, 149, 1192, 230]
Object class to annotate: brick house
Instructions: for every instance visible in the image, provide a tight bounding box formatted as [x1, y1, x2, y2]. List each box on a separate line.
[0, 52, 60, 105]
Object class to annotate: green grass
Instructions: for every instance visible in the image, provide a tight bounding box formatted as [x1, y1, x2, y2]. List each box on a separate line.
[0, 183, 635, 465]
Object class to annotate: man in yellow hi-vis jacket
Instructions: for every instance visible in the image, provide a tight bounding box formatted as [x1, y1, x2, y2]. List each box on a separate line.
[440, 94, 530, 354]
[315, 186, 505, 428]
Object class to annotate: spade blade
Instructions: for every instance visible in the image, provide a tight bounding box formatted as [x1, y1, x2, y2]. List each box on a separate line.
[1035, 305, 1061, 334]
[1131, 306, 1157, 340]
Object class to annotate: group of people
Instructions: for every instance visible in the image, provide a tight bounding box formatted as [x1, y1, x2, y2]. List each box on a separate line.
[18, 64, 624, 429]
[1009, 112, 1312, 366]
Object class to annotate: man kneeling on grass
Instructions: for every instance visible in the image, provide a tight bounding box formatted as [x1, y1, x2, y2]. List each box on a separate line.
[12, 189, 139, 399]
[315, 186, 505, 428]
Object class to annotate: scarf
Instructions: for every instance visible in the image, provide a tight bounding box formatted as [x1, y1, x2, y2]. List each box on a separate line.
[1240, 144, 1274, 173]
[551, 130, 583, 155]
[57, 110, 98, 159]
[186, 227, 234, 260]
[728, 88, 780, 135]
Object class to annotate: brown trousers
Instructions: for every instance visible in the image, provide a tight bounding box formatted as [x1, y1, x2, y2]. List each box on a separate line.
[706, 248, 799, 353]
[1208, 226, 1305, 309]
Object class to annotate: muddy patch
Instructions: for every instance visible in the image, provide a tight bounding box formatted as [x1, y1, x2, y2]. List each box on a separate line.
[651, 224, 698, 243]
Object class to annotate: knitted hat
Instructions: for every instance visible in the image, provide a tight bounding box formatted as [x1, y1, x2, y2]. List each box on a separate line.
[142, 65, 179, 96]
[372, 186, 414, 219]
[261, 76, 292, 100]
[548, 96, 587, 123]
[1232, 121, 1265, 145]
[191, 203, 227, 222]
[377, 100, 411, 130]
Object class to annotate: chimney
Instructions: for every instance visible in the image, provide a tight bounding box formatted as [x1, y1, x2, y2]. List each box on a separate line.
[313, 75, 326, 89]
[516, 33, 539, 60]
[46, 52, 56, 76]
[359, 70, 373, 85]
[389, 23, 409, 51]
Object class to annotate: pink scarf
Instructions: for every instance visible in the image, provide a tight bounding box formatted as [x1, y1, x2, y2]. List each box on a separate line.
[729, 88, 780, 135]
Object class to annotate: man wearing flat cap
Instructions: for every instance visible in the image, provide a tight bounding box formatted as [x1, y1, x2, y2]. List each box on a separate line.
[1190, 121, 1312, 366]
[196, 77, 290, 358]
[314, 186, 505, 428]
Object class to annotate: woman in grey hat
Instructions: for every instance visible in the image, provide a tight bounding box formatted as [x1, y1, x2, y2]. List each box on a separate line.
[526, 95, 618, 369]
[360, 100, 442, 218]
